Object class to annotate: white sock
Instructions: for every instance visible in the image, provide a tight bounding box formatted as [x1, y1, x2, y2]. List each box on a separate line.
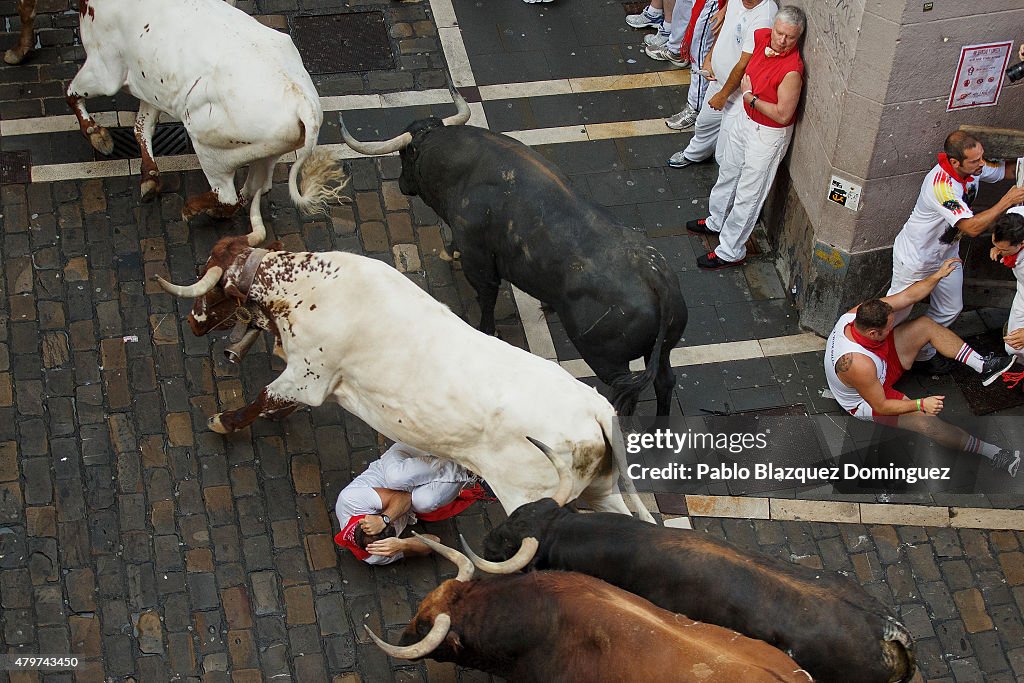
[965, 435, 1001, 459]
[955, 343, 984, 373]
[645, 6, 664, 18]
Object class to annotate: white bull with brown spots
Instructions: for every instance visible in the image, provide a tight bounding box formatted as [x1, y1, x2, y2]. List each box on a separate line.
[66, 0, 345, 223]
[153, 210, 653, 521]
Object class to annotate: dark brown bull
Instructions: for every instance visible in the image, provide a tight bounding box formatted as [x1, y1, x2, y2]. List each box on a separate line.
[467, 440, 916, 683]
[367, 535, 810, 683]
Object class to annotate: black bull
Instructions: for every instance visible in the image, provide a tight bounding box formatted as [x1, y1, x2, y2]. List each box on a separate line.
[481, 500, 916, 683]
[346, 114, 687, 416]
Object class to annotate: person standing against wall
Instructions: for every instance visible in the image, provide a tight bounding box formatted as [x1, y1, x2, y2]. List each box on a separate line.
[666, 0, 777, 169]
[687, 6, 804, 270]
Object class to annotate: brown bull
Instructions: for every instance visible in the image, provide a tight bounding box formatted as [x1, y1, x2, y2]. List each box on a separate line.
[367, 536, 811, 683]
[467, 440, 916, 683]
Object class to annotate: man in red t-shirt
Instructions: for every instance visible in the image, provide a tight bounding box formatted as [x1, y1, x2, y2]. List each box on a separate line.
[687, 5, 805, 269]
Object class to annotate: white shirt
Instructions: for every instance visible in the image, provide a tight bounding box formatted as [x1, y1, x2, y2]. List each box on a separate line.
[335, 443, 472, 565]
[892, 161, 1004, 270]
[824, 313, 887, 412]
[710, 0, 778, 110]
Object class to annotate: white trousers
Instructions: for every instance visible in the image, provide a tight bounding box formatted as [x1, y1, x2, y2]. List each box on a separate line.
[685, 0, 718, 111]
[1007, 292, 1024, 360]
[887, 256, 965, 360]
[681, 81, 723, 162]
[666, 0, 694, 52]
[706, 112, 793, 263]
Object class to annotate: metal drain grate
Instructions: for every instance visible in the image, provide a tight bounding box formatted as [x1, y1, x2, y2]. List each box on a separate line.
[291, 12, 395, 75]
[97, 122, 194, 161]
[0, 150, 31, 184]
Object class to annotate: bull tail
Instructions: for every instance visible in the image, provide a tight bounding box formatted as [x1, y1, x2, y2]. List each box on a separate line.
[288, 98, 350, 215]
[609, 250, 674, 416]
[881, 617, 916, 683]
[598, 410, 655, 523]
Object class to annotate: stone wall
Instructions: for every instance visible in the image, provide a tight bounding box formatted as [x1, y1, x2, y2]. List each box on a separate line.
[771, 0, 1024, 333]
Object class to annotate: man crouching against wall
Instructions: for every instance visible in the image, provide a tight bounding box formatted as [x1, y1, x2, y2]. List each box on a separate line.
[824, 258, 1020, 477]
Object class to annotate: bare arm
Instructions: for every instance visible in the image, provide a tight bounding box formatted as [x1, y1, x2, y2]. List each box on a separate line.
[954, 185, 1024, 237]
[366, 533, 440, 559]
[837, 354, 943, 416]
[741, 71, 802, 125]
[879, 258, 961, 311]
[708, 52, 753, 110]
[360, 489, 413, 535]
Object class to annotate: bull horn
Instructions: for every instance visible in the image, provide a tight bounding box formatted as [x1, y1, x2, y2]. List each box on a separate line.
[247, 188, 266, 246]
[526, 436, 574, 506]
[441, 91, 471, 126]
[154, 266, 224, 298]
[365, 613, 451, 660]
[459, 534, 538, 574]
[411, 532, 474, 582]
[339, 116, 413, 156]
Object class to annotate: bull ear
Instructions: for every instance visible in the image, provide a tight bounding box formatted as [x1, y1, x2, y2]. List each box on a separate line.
[224, 281, 243, 300]
[445, 631, 462, 654]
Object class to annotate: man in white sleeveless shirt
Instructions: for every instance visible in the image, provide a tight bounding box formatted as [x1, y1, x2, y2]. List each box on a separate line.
[825, 258, 1020, 477]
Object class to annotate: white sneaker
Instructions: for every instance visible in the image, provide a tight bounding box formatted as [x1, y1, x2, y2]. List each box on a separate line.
[644, 44, 689, 69]
[523, 0, 554, 3]
[666, 106, 698, 131]
[644, 30, 670, 48]
[626, 8, 664, 30]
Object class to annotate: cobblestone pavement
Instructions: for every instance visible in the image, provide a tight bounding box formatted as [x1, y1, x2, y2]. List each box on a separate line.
[1, 0, 1023, 682]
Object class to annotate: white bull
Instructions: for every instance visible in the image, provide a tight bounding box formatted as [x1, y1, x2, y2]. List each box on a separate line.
[67, 0, 345, 222]
[153, 205, 653, 521]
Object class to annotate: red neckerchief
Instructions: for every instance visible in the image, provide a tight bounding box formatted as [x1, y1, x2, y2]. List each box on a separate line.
[937, 153, 974, 192]
[334, 515, 371, 561]
[846, 322, 887, 351]
[681, 0, 709, 62]
[1001, 252, 1019, 268]
[417, 484, 492, 522]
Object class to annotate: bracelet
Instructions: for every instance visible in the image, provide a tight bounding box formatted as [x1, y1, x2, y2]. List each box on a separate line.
[915, 398, 923, 412]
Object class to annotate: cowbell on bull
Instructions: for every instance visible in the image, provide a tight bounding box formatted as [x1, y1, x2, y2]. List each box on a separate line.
[340, 95, 687, 416]
[152, 201, 653, 521]
[67, 0, 346, 224]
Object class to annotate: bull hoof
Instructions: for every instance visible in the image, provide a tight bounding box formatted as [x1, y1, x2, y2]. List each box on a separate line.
[140, 177, 161, 203]
[3, 49, 26, 65]
[89, 126, 114, 155]
[208, 414, 230, 434]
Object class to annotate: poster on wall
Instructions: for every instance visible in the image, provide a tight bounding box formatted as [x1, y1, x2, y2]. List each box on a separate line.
[946, 41, 1013, 111]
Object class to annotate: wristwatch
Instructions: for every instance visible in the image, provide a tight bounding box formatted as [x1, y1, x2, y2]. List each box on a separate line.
[380, 514, 391, 526]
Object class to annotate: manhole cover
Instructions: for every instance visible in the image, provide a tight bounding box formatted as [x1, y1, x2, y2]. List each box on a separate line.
[291, 12, 395, 75]
[96, 123, 194, 161]
[0, 150, 31, 184]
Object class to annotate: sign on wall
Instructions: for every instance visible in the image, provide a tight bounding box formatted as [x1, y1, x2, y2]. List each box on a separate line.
[827, 175, 862, 211]
[946, 42, 1013, 111]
